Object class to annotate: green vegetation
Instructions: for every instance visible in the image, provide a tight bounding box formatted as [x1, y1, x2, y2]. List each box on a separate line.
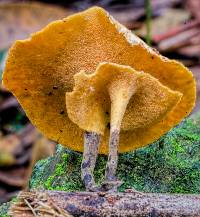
[0, 49, 7, 79]
[0, 197, 17, 217]
[145, 0, 152, 45]
[0, 202, 10, 217]
[1, 113, 200, 216]
[30, 113, 200, 194]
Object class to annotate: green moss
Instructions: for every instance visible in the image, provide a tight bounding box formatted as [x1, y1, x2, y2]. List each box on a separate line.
[30, 146, 84, 192]
[0, 197, 17, 217]
[30, 113, 200, 193]
[0, 203, 10, 217]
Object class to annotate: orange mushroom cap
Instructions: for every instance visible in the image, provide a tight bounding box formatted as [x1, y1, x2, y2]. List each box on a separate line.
[2, 7, 196, 154]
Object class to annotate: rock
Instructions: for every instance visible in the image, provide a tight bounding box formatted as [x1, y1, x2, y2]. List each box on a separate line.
[30, 112, 200, 194]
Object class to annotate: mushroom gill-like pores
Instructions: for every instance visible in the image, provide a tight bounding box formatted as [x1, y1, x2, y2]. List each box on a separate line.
[66, 62, 182, 190]
[2, 7, 196, 191]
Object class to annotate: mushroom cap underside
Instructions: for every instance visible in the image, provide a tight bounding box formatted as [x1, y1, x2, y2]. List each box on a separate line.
[2, 7, 196, 154]
[66, 62, 182, 135]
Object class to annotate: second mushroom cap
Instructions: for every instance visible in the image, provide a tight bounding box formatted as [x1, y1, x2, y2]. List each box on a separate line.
[66, 62, 182, 136]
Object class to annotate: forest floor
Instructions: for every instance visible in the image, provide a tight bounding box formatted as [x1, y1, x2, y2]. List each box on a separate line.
[0, 0, 200, 206]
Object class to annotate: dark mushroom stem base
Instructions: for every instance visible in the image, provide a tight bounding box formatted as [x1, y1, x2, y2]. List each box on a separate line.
[81, 132, 101, 191]
[82, 130, 122, 192]
[102, 129, 123, 192]
[105, 129, 119, 181]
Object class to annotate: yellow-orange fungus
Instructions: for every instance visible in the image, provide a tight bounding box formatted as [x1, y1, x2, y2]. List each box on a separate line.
[3, 7, 196, 154]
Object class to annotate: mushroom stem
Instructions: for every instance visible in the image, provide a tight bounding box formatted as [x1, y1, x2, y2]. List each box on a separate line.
[105, 129, 120, 181]
[81, 131, 101, 191]
[105, 84, 136, 185]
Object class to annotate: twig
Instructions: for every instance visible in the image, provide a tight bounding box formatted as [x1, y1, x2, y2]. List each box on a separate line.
[24, 199, 38, 217]
[153, 19, 200, 43]
[10, 191, 73, 217]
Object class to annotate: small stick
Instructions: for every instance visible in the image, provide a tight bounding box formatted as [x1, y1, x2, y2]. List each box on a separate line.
[153, 19, 200, 43]
[24, 199, 38, 217]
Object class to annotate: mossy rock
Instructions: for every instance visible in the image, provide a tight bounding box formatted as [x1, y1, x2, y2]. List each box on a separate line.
[0, 197, 17, 217]
[30, 112, 200, 194]
[1, 113, 200, 216]
[0, 202, 10, 217]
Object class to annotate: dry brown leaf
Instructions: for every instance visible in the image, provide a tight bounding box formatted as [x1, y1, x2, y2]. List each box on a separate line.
[0, 124, 38, 155]
[0, 2, 73, 49]
[0, 134, 22, 156]
[137, 9, 190, 38]
[177, 44, 200, 57]
[158, 28, 200, 52]
[0, 97, 18, 112]
[0, 168, 26, 187]
[185, 0, 200, 19]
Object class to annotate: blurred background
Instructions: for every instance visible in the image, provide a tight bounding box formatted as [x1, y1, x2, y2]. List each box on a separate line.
[0, 0, 199, 203]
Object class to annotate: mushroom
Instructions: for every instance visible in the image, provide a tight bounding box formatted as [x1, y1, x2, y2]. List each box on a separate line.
[2, 7, 196, 191]
[66, 62, 182, 190]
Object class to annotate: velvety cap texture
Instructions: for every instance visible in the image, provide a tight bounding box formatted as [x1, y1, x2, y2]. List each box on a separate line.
[3, 7, 196, 154]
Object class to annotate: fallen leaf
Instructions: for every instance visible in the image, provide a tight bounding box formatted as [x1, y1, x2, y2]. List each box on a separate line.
[158, 28, 200, 52]
[0, 124, 39, 166]
[185, 0, 200, 19]
[0, 151, 15, 166]
[177, 44, 200, 58]
[0, 2, 73, 49]
[137, 9, 190, 38]
[0, 134, 22, 156]
[153, 19, 200, 43]
[0, 168, 26, 187]
[0, 97, 18, 112]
